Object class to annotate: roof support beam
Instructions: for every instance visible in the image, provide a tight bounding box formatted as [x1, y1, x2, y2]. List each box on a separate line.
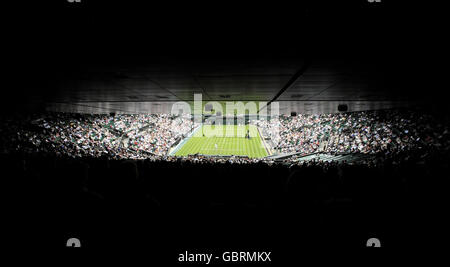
[258, 59, 311, 113]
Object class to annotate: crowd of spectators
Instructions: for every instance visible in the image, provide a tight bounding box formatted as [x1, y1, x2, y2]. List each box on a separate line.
[3, 109, 449, 248]
[256, 110, 450, 157]
[1, 109, 449, 166]
[0, 113, 195, 159]
[2, 109, 448, 249]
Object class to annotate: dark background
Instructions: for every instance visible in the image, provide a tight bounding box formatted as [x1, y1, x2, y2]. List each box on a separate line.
[3, 0, 447, 113]
[2, 0, 449, 259]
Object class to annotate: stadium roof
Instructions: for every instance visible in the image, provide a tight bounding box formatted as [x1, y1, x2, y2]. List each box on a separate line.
[4, 1, 443, 114]
[42, 58, 416, 114]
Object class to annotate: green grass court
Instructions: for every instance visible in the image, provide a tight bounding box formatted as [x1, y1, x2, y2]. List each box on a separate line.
[174, 125, 269, 158]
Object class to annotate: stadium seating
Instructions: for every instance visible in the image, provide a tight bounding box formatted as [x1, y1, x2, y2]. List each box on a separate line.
[1, 109, 449, 248]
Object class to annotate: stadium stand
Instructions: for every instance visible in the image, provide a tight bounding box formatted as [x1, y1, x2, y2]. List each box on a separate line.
[1, 108, 449, 248]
